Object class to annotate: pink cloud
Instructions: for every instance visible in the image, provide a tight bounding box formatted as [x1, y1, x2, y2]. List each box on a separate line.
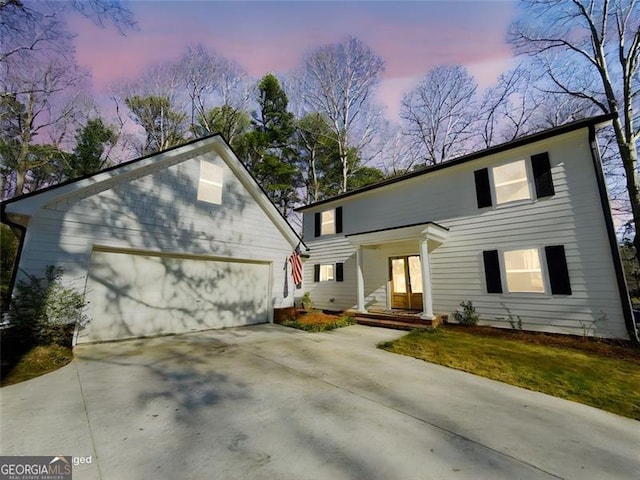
[68, 0, 518, 118]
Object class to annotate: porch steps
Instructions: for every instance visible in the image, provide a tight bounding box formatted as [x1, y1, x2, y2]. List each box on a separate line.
[346, 310, 445, 331]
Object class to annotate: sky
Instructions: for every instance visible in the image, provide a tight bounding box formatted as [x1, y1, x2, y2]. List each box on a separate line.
[68, 0, 519, 121]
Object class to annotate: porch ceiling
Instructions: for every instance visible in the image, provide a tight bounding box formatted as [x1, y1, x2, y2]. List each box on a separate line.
[346, 221, 449, 248]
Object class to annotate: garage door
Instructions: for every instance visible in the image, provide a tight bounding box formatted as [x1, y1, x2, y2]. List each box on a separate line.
[78, 249, 270, 343]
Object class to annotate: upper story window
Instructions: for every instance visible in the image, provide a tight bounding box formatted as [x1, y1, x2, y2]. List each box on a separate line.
[492, 160, 530, 204]
[475, 152, 555, 209]
[314, 206, 343, 237]
[321, 210, 335, 235]
[197, 160, 223, 205]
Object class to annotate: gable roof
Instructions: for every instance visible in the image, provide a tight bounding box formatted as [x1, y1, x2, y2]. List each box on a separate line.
[1, 134, 305, 249]
[295, 113, 616, 212]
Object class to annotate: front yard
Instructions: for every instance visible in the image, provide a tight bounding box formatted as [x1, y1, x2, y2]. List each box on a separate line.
[379, 326, 640, 420]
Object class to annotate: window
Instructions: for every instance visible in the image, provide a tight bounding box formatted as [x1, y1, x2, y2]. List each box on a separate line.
[197, 161, 223, 205]
[492, 160, 530, 204]
[504, 249, 544, 293]
[474, 152, 555, 209]
[314, 207, 343, 237]
[321, 210, 335, 235]
[483, 245, 571, 295]
[319, 264, 334, 282]
[313, 263, 344, 282]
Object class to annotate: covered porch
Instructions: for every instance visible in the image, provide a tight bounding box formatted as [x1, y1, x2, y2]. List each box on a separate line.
[346, 222, 449, 321]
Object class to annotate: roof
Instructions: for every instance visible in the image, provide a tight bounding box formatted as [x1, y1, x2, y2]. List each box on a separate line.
[1, 133, 305, 249]
[295, 113, 616, 212]
[1, 133, 220, 206]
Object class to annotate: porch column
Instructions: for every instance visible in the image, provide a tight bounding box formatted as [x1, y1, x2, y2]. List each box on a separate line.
[356, 246, 366, 312]
[419, 238, 434, 320]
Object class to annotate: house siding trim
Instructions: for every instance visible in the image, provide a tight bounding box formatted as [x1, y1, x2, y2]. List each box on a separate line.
[345, 221, 449, 239]
[588, 125, 638, 344]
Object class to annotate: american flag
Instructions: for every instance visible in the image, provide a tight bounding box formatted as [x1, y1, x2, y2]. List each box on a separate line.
[289, 248, 303, 287]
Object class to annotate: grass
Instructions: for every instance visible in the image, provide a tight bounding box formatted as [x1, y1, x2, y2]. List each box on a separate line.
[1, 344, 73, 387]
[379, 326, 640, 420]
[281, 311, 356, 332]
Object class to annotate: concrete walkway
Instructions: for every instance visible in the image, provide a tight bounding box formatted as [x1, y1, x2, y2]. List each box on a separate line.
[1, 324, 638, 479]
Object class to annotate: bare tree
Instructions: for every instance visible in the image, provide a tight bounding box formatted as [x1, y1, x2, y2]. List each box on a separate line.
[178, 45, 249, 135]
[296, 112, 338, 203]
[0, 0, 135, 65]
[124, 95, 186, 155]
[178, 45, 249, 137]
[401, 65, 478, 164]
[531, 91, 600, 130]
[112, 60, 188, 153]
[0, 43, 88, 196]
[0, 0, 135, 198]
[299, 36, 385, 193]
[509, 0, 640, 265]
[478, 65, 538, 147]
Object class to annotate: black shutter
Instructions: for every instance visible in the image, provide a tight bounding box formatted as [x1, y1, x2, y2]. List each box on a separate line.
[483, 250, 503, 293]
[314, 212, 321, 237]
[475, 168, 492, 208]
[531, 152, 555, 198]
[313, 264, 320, 282]
[336, 263, 344, 282]
[335, 207, 343, 234]
[545, 245, 571, 295]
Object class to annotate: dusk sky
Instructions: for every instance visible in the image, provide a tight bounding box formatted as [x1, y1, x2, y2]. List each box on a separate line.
[68, 0, 518, 120]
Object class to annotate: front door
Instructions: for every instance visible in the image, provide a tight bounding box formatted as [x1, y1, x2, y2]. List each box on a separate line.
[389, 256, 423, 310]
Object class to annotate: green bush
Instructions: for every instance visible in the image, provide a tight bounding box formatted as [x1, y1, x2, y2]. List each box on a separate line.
[453, 300, 479, 326]
[8, 266, 87, 347]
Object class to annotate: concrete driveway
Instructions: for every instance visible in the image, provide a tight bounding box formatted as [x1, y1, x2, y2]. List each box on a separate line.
[1, 324, 638, 479]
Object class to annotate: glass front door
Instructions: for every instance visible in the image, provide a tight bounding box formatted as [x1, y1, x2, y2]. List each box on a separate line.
[389, 256, 423, 310]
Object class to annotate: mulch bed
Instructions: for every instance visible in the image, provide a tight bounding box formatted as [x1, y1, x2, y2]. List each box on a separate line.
[292, 311, 344, 326]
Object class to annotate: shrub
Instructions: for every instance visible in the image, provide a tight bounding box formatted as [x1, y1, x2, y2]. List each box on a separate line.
[301, 291, 312, 310]
[8, 266, 87, 347]
[453, 300, 479, 326]
[497, 303, 523, 330]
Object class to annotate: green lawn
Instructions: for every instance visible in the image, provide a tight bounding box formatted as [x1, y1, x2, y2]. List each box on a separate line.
[379, 327, 640, 420]
[1, 344, 73, 387]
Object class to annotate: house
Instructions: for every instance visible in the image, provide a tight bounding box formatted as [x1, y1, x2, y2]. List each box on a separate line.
[1, 135, 304, 344]
[296, 114, 638, 341]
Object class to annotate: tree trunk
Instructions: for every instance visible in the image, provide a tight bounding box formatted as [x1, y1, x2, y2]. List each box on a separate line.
[338, 137, 348, 193]
[616, 131, 640, 259]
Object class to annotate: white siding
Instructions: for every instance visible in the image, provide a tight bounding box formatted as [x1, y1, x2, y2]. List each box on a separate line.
[15, 150, 296, 324]
[303, 130, 628, 338]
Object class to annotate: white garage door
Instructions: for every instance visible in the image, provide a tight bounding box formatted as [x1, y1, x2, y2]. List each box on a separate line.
[79, 249, 270, 343]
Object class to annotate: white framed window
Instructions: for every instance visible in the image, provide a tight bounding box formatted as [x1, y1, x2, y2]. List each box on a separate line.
[319, 264, 334, 282]
[321, 210, 335, 235]
[492, 160, 531, 205]
[197, 161, 223, 205]
[503, 248, 545, 293]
